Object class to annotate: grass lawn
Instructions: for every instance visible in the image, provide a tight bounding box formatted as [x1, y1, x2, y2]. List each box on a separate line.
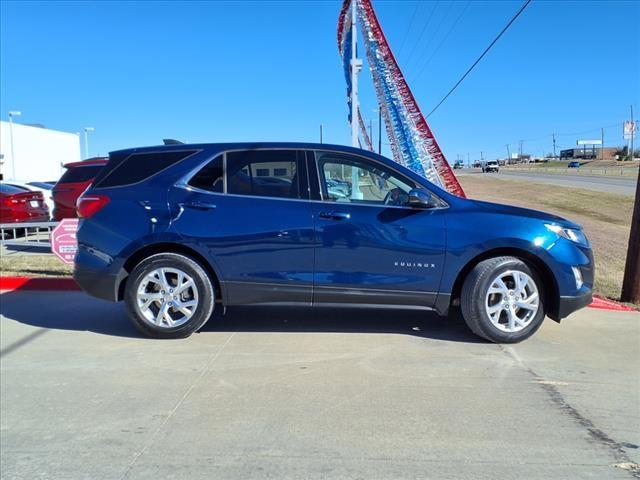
[1, 254, 73, 277]
[1, 175, 635, 304]
[459, 174, 634, 302]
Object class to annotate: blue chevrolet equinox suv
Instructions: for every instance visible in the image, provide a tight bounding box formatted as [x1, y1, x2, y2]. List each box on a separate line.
[74, 143, 594, 342]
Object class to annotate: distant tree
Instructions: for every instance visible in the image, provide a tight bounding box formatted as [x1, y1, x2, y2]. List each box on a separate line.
[616, 146, 629, 161]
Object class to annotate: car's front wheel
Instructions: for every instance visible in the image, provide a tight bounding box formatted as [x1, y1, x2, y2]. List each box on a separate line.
[124, 253, 215, 339]
[460, 256, 545, 343]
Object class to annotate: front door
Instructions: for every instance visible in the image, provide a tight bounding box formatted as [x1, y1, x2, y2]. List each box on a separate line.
[169, 149, 315, 305]
[310, 151, 447, 308]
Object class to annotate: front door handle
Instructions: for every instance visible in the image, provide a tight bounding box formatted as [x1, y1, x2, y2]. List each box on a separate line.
[184, 202, 217, 211]
[319, 211, 351, 221]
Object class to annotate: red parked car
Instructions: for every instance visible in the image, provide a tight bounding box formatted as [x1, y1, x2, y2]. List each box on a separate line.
[52, 158, 107, 220]
[0, 183, 50, 223]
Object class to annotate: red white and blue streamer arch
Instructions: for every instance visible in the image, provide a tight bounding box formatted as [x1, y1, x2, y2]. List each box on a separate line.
[338, 0, 465, 197]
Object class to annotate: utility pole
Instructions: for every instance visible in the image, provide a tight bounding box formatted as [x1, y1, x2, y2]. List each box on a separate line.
[632, 105, 635, 161]
[622, 104, 638, 303]
[506, 144, 511, 163]
[552, 133, 556, 159]
[320, 124, 323, 144]
[467, 153, 470, 168]
[480, 151, 484, 162]
[519, 140, 524, 161]
[369, 118, 373, 149]
[600, 127, 604, 160]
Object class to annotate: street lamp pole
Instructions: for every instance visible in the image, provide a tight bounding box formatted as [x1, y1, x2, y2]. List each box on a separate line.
[83, 127, 95, 159]
[8, 111, 21, 179]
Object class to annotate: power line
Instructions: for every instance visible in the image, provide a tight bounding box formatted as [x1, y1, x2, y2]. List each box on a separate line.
[555, 122, 620, 137]
[412, 0, 472, 83]
[473, 121, 625, 159]
[415, 0, 456, 68]
[397, 2, 421, 56]
[404, 1, 440, 66]
[426, 0, 533, 119]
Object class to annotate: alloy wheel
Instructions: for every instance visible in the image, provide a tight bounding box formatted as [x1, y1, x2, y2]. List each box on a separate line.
[484, 270, 539, 333]
[136, 267, 199, 328]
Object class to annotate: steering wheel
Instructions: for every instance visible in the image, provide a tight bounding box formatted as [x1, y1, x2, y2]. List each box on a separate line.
[383, 188, 407, 206]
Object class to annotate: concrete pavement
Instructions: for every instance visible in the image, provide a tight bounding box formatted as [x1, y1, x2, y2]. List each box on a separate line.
[1, 291, 639, 479]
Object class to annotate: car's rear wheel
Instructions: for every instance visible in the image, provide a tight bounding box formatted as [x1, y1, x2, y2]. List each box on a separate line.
[460, 256, 545, 343]
[124, 253, 215, 339]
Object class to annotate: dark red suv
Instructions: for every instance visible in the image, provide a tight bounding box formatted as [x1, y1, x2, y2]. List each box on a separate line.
[52, 158, 107, 220]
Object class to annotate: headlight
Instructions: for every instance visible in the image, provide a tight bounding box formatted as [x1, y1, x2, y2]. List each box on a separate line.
[545, 224, 589, 246]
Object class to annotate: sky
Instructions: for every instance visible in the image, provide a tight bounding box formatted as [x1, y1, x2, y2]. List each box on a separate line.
[1, 0, 639, 162]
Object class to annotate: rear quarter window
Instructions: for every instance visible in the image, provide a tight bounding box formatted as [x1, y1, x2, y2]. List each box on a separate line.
[188, 155, 224, 193]
[94, 150, 198, 188]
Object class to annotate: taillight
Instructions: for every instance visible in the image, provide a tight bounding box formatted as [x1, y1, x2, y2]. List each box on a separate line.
[76, 194, 110, 218]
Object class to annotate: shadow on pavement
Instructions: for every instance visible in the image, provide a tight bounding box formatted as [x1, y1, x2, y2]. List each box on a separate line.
[0, 290, 484, 344]
[207, 306, 485, 343]
[3, 244, 52, 254]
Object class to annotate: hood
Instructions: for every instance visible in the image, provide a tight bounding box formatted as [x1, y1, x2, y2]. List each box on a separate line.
[469, 199, 581, 229]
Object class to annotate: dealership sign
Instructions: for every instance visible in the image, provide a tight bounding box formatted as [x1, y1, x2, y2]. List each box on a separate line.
[51, 218, 79, 264]
[576, 140, 602, 145]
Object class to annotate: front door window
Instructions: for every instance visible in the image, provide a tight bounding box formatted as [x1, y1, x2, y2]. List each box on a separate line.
[316, 152, 415, 207]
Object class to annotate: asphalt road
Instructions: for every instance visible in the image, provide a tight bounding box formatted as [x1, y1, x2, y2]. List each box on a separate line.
[467, 170, 638, 196]
[1, 291, 639, 479]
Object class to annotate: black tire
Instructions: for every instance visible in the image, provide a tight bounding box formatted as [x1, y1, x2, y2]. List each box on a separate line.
[124, 253, 215, 339]
[460, 256, 545, 343]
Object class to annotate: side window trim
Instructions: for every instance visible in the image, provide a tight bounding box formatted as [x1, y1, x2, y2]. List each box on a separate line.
[222, 152, 228, 194]
[307, 150, 324, 201]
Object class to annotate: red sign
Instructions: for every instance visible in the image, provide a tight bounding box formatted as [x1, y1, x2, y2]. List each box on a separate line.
[51, 218, 79, 264]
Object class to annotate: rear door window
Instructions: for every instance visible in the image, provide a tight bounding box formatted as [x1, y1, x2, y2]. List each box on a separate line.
[226, 150, 305, 200]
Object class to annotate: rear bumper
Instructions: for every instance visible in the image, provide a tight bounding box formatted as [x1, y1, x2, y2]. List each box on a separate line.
[73, 266, 123, 302]
[556, 290, 592, 320]
[52, 206, 77, 221]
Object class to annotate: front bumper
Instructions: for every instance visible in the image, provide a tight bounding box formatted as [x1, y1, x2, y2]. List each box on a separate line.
[556, 290, 593, 320]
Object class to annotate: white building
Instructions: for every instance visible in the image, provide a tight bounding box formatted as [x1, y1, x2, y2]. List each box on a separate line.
[0, 121, 81, 181]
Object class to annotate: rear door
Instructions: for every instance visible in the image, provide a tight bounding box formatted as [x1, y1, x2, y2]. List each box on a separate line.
[170, 149, 315, 305]
[309, 150, 447, 308]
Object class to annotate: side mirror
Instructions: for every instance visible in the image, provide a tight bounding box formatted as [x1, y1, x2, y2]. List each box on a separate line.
[408, 188, 438, 209]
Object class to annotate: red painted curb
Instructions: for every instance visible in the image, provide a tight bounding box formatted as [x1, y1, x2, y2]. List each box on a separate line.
[589, 295, 637, 312]
[0, 277, 80, 291]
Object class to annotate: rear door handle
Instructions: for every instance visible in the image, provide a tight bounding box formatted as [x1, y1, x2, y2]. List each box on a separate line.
[319, 211, 351, 221]
[184, 202, 217, 211]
